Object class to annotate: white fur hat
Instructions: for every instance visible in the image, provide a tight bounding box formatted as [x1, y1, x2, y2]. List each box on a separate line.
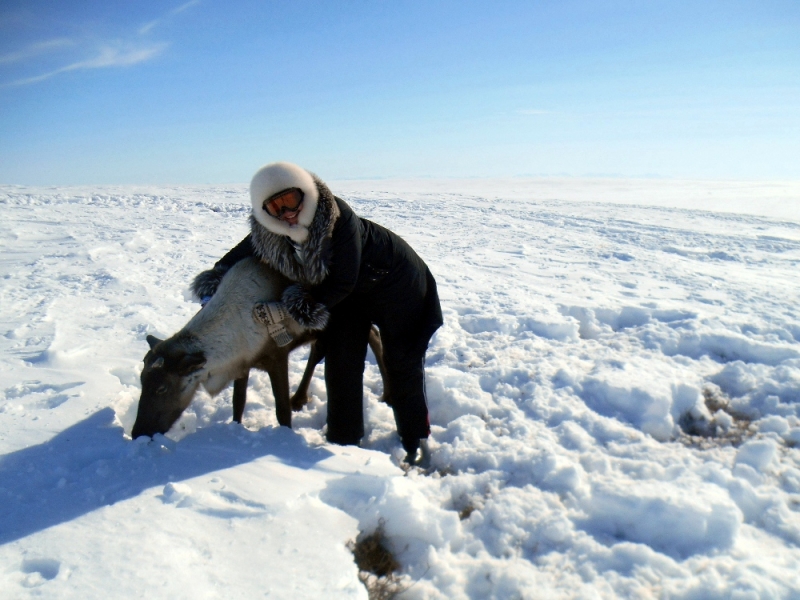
[250, 162, 319, 244]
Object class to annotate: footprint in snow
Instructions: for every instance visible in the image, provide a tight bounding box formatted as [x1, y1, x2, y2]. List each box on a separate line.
[21, 557, 62, 587]
[160, 483, 271, 518]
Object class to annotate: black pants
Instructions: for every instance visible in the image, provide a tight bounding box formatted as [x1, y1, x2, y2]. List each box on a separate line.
[323, 290, 434, 451]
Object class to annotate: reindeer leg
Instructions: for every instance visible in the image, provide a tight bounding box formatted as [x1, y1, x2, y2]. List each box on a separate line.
[291, 338, 326, 411]
[368, 326, 392, 406]
[266, 354, 292, 428]
[232, 373, 249, 423]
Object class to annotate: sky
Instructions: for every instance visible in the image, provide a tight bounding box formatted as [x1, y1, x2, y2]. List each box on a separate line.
[0, 0, 798, 185]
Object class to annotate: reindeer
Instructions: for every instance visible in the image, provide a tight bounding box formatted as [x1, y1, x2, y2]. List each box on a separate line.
[131, 257, 388, 439]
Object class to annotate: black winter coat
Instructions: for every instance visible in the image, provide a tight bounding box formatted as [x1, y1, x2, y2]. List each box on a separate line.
[210, 192, 443, 350]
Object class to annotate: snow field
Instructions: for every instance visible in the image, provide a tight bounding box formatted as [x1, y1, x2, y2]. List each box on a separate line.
[0, 182, 799, 598]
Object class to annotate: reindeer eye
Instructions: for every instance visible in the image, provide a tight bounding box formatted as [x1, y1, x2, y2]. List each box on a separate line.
[156, 385, 168, 395]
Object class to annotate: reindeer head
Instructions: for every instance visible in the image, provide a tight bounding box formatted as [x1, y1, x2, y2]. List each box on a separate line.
[131, 334, 207, 439]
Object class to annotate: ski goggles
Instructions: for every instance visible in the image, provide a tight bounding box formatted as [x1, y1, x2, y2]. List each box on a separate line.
[263, 188, 304, 218]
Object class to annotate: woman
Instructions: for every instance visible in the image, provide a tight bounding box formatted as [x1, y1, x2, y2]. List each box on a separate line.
[192, 162, 443, 463]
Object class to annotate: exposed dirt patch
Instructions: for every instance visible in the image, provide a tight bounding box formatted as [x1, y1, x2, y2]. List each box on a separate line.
[348, 522, 406, 600]
[678, 386, 754, 448]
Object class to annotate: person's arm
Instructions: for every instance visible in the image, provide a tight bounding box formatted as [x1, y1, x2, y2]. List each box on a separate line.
[214, 235, 255, 270]
[190, 235, 254, 301]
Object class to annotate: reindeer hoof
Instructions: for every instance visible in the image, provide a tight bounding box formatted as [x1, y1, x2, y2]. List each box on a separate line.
[290, 394, 309, 411]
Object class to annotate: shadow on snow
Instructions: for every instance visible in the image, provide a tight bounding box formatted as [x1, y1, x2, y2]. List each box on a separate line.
[0, 408, 331, 545]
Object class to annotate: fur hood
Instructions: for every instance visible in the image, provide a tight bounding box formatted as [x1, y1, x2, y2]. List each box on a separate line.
[250, 162, 319, 244]
[248, 162, 340, 287]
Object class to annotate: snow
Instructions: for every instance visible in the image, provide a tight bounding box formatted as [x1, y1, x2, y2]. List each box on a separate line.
[1, 179, 799, 598]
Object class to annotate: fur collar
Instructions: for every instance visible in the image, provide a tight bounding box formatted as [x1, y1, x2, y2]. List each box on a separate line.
[250, 162, 320, 244]
[249, 169, 340, 286]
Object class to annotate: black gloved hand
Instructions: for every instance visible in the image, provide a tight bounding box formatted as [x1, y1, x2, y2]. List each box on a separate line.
[281, 284, 330, 331]
[191, 265, 229, 301]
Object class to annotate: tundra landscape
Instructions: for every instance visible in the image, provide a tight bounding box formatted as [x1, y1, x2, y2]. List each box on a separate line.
[0, 179, 799, 598]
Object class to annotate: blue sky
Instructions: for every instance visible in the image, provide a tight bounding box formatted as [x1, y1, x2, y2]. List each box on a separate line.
[1, 0, 798, 184]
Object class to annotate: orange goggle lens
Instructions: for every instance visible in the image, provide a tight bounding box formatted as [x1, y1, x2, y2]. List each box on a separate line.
[264, 188, 304, 218]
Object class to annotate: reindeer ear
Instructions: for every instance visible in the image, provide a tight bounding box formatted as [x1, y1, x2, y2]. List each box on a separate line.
[177, 352, 206, 375]
[146, 335, 163, 350]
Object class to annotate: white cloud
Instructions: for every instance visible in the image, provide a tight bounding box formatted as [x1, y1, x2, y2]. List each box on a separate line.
[0, 39, 75, 65]
[138, 21, 160, 36]
[2, 0, 198, 87]
[172, 0, 202, 16]
[139, 0, 201, 35]
[5, 43, 168, 87]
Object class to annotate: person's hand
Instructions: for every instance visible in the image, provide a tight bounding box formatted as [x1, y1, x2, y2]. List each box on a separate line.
[281, 284, 330, 331]
[191, 265, 228, 301]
